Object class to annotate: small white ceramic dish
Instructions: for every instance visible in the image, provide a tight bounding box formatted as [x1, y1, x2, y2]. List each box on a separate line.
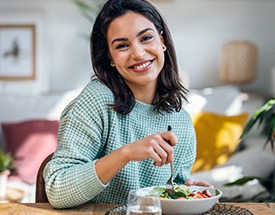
[138, 186, 222, 215]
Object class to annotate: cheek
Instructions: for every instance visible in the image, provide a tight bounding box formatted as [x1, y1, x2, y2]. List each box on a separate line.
[159, 55, 165, 70]
[156, 46, 165, 64]
[114, 63, 128, 78]
[151, 42, 165, 58]
[157, 51, 165, 72]
[111, 51, 128, 64]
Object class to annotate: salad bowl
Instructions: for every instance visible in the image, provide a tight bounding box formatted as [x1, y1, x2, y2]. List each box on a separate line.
[138, 185, 222, 215]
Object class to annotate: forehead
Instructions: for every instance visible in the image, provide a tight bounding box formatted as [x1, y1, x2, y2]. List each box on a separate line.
[107, 11, 157, 39]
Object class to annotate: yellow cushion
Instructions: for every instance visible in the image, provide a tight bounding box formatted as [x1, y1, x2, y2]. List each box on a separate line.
[190, 112, 249, 173]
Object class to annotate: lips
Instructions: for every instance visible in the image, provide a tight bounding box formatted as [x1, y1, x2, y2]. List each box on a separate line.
[129, 59, 154, 71]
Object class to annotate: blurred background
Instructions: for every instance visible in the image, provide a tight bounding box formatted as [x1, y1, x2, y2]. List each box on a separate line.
[0, 0, 275, 204]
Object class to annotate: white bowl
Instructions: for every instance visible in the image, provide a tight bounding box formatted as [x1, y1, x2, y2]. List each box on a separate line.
[139, 186, 222, 215]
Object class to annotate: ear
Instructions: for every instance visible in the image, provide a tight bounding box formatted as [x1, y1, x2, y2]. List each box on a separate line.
[160, 31, 166, 50]
[110, 60, 115, 67]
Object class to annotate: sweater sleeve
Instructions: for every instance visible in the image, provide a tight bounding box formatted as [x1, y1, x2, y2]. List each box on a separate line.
[174, 112, 197, 185]
[43, 82, 112, 209]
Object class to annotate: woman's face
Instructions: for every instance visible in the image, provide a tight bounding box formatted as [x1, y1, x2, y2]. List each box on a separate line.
[107, 11, 165, 95]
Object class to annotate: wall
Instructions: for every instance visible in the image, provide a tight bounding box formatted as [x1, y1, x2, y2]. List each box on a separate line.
[0, 0, 92, 94]
[156, 0, 275, 94]
[0, 0, 275, 95]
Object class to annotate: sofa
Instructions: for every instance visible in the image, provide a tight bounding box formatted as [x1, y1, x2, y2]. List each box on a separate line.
[0, 88, 82, 202]
[186, 86, 275, 201]
[0, 85, 274, 202]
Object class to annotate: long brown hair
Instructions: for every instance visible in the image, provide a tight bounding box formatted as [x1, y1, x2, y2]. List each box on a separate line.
[91, 0, 188, 115]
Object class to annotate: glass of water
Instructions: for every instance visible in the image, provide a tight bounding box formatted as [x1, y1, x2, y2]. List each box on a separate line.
[126, 188, 161, 215]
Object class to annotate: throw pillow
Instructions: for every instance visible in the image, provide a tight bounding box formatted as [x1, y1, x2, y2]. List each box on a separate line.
[2, 120, 59, 184]
[190, 112, 249, 172]
[220, 143, 275, 178]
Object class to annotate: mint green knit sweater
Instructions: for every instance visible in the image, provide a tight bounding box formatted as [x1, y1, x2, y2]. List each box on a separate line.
[44, 79, 196, 209]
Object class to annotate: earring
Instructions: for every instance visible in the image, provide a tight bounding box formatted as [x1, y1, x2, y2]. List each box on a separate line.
[110, 61, 115, 67]
[163, 46, 167, 51]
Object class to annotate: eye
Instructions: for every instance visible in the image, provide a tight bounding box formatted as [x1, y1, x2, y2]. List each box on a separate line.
[115, 43, 129, 50]
[141, 35, 153, 43]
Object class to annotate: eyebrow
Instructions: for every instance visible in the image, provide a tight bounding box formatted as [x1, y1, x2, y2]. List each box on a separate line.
[111, 27, 154, 45]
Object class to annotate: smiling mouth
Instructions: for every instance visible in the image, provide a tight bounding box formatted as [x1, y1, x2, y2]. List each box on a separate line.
[129, 60, 154, 70]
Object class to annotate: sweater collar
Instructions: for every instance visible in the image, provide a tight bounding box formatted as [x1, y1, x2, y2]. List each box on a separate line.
[133, 100, 158, 116]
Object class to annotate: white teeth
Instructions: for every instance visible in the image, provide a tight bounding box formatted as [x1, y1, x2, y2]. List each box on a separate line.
[133, 61, 151, 70]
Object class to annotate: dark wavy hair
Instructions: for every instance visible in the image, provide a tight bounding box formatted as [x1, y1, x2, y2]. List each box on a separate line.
[91, 0, 188, 115]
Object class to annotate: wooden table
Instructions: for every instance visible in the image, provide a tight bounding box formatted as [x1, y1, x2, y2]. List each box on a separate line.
[0, 202, 274, 214]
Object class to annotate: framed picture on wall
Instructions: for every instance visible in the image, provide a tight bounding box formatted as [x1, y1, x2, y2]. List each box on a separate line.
[0, 12, 48, 95]
[0, 24, 36, 81]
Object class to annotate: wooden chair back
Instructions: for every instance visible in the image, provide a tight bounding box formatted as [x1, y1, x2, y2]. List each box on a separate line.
[35, 153, 54, 203]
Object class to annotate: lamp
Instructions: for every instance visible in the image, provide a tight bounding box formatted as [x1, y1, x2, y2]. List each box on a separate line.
[219, 40, 257, 84]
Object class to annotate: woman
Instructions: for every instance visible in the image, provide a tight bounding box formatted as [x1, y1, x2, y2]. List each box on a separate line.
[44, 0, 211, 209]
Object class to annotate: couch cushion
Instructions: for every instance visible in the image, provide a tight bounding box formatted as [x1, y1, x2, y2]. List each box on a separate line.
[2, 120, 59, 184]
[191, 143, 275, 201]
[186, 85, 242, 115]
[191, 112, 249, 172]
[220, 143, 275, 178]
[190, 165, 269, 201]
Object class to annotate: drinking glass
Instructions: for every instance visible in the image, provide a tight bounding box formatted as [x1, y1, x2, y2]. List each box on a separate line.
[126, 188, 161, 215]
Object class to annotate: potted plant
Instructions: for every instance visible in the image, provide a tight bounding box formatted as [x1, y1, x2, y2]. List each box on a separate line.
[71, 0, 103, 41]
[0, 149, 15, 199]
[241, 98, 275, 150]
[72, 0, 102, 23]
[224, 98, 275, 201]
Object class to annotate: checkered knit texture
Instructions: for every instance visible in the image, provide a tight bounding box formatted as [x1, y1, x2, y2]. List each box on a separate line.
[44, 79, 196, 209]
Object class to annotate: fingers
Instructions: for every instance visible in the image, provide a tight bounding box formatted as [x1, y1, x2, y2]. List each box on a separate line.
[126, 130, 178, 167]
[161, 130, 178, 146]
[146, 136, 171, 166]
[185, 178, 193, 186]
[185, 178, 214, 188]
[149, 131, 177, 166]
[194, 181, 214, 188]
[152, 142, 174, 166]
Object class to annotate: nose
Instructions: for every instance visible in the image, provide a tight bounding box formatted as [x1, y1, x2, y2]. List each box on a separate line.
[131, 44, 145, 60]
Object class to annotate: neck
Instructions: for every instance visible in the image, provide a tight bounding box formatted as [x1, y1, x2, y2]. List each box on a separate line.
[130, 85, 156, 104]
[135, 91, 155, 104]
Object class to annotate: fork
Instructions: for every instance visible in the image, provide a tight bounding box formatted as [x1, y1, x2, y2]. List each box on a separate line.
[166, 125, 175, 199]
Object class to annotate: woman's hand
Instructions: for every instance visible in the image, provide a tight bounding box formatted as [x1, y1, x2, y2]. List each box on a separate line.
[123, 130, 178, 167]
[95, 130, 177, 184]
[185, 178, 214, 188]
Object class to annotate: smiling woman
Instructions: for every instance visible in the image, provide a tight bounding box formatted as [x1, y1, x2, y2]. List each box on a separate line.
[43, 0, 210, 209]
[106, 12, 165, 103]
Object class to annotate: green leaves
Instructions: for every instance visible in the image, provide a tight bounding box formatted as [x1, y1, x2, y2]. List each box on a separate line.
[153, 186, 169, 198]
[71, 0, 104, 23]
[153, 185, 192, 199]
[224, 176, 272, 187]
[71, 0, 105, 40]
[0, 150, 15, 173]
[174, 186, 192, 199]
[226, 99, 275, 200]
[241, 98, 275, 151]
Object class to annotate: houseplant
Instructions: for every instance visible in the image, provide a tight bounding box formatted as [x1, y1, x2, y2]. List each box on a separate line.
[72, 0, 102, 23]
[0, 149, 15, 198]
[71, 0, 103, 40]
[225, 98, 275, 201]
[241, 98, 275, 150]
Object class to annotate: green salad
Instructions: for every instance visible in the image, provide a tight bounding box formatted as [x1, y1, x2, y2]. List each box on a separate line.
[153, 185, 213, 200]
